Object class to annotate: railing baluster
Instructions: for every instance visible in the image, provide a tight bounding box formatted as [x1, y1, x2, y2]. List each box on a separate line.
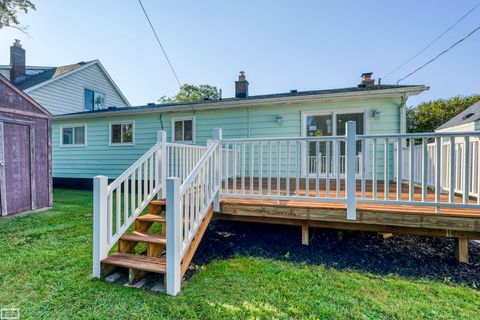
[409, 138, 415, 202]
[137, 167, 142, 207]
[124, 180, 129, 223]
[422, 138, 428, 202]
[286, 141, 290, 197]
[335, 140, 340, 198]
[277, 141, 281, 196]
[315, 141, 320, 198]
[250, 142, 254, 195]
[143, 160, 148, 203]
[477, 139, 480, 205]
[149, 154, 153, 193]
[372, 138, 377, 200]
[360, 139, 365, 199]
[435, 137, 442, 206]
[233, 143, 237, 194]
[131, 172, 135, 214]
[241, 143, 246, 194]
[396, 138, 402, 201]
[296, 141, 300, 197]
[384, 139, 389, 200]
[326, 141, 331, 199]
[259, 142, 263, 195]
[464, 136, 470, 204]
[449, 137, 456, 203]
[268, 141, 272, 195]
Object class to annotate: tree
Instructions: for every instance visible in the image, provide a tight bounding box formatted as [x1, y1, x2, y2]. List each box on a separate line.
[159, 84, 219, 103]
[0, 0, 36, 30]
[407, 94, 480, 133]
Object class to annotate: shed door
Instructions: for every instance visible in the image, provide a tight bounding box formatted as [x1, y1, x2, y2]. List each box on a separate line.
[0, 121, 32, 215]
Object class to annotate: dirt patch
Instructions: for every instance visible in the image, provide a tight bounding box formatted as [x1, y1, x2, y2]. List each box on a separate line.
[188, 220, 480, 289]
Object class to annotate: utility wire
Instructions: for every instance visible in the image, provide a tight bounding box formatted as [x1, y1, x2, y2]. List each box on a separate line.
[383, 1, 480, 80]
[138, 0, 182, 87]
[396, 25, 480, 84]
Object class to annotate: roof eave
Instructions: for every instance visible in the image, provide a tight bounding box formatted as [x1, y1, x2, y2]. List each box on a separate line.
[54, 85, 429, 121]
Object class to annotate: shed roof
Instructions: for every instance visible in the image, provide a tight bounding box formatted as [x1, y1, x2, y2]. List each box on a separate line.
[436, 101, 480, 130]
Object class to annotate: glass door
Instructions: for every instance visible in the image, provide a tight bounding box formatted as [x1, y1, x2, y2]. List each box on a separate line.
[306, 115, 332, 175]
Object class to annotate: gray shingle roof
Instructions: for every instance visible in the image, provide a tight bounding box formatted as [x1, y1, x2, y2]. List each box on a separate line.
[56, 84, 426, 118]
[436, 101, 480, 131]
[15, 61, 92, 90]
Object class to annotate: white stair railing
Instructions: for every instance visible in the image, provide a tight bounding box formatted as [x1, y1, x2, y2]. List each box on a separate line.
[166, 128, 222, 296]
[93, 131, 168, 278]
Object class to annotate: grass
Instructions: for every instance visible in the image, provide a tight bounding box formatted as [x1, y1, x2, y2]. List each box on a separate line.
[0, 189, 479, 319]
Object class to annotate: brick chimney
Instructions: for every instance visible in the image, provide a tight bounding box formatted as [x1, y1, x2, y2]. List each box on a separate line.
[359, 72, 374, 87]
[235, 71, 249, 98]
[10, 39, 26, 83]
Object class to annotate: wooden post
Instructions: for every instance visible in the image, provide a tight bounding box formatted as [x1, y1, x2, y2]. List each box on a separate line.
[166, 177, 181, 296]
[345, 121, 357, 220]
[301, 223, 309, 245]
[455, 238, 469, 264]
[93, 175, 108, 278]
[213, 128, 222, 212]
[158, 130, 167, 199]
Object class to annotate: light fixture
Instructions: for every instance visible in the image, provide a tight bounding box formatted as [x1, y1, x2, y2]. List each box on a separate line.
[276, 115, 283, 124]
[370, 108, 381, 120]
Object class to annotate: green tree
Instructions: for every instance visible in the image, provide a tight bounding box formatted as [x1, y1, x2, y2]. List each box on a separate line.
[159, 84, 219, 103]
[407, 94, 480, 133]
[0, 0, 35, 30]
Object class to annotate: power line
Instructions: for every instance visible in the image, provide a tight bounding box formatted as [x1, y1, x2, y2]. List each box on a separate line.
[138, 0, 182, 87]
[396, 25, 480, 84]
[383, 1, 480, 80]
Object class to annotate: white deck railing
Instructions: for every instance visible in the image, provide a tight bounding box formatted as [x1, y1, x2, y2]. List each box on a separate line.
[93, 122, 480, 296]
[166, 129, 222, 296]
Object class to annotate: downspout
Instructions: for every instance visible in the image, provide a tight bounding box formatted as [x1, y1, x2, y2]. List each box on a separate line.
[247, 106, 251, 138]
[400, 94, 407, 134]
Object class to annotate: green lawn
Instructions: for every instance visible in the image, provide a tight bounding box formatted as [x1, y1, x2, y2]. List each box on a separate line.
[0, 189, 479, 319]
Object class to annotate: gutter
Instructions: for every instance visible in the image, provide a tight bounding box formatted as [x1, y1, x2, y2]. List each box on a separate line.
[54, 85, 429, 121]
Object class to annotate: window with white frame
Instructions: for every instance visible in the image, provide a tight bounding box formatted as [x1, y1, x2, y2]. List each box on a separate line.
[172, 117, 194, 143]
[61, 125, 86, 146]
[110, 121, 134, 145]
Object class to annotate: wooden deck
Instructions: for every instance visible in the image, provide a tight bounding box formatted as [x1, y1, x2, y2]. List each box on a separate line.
[216, 178, 480, 263]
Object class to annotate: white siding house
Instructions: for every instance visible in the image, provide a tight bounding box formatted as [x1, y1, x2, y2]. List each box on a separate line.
[436, 101, 480, 133]
[3, 40, 130, 115]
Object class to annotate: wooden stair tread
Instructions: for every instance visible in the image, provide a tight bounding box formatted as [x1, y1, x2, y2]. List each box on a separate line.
[136, 214, 166, 223]
[102, 253, 166, 273]
[150, 199, 166, 206]
[121, 231, 166, 245]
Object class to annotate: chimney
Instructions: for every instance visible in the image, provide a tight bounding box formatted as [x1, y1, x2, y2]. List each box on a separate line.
[10, 39, 26, 83]
[359, 72, 374, 87]
[235, 71, 249, 98]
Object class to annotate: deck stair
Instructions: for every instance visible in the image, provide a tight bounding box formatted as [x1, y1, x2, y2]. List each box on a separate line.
[94, 129, 222, 295]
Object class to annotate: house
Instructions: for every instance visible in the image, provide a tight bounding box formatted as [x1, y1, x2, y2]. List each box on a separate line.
[0, 74, 52, 216]
[0, 40, 130, 115]
[52, 72, 428, 188]
[436, 100, 480, 133]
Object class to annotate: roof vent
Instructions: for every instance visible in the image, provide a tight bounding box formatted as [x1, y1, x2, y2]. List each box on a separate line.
[462, 112, 475, 120]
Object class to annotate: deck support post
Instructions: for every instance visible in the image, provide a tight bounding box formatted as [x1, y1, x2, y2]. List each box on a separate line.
[166, 177, 181, 296]
[301, 223, 309, 245]
[93, 175, 108, 278]
[213, 128, 223, 212]
[345, 121, 357, 220]
[157, 130, 167, 199]
[455, 238, 469, 264]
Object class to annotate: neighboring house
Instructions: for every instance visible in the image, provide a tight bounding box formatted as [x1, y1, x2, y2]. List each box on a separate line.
[436, 101, 480, 133]
[1, 40, 130, 115]
[52, 72, 428, 188]
[0, 74, 52, 216]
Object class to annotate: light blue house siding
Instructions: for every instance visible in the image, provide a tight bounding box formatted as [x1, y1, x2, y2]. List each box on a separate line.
[53, 96, 403, 180]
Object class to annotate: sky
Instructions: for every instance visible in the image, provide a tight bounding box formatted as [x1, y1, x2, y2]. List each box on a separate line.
[0, 0, 479, 107]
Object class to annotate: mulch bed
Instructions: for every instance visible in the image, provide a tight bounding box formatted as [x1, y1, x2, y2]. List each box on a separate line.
[189, 220, 480, 289]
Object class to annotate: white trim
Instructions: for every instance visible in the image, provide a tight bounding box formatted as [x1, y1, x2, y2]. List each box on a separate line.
[109, 120, 135, 146]
[24, 60, 131, 107]
[171, 116, 195, 144]
[60, 124, 87, 147]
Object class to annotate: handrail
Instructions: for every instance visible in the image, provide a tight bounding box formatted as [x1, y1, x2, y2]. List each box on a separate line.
[108, 141, 161, 192]
[222, 136, 346, 142]
[359, 131, 480, 139]
[180, 140, 219, 194]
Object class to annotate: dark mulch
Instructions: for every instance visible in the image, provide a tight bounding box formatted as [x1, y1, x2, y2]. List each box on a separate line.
[189, 220, 480, 289]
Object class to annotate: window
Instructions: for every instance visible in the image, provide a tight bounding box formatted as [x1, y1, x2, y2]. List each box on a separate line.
[84, 89, 105, 111]
[110, 122, 134, 145]
[61, 125, 86, 146]
[172, 117, 194, 143]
